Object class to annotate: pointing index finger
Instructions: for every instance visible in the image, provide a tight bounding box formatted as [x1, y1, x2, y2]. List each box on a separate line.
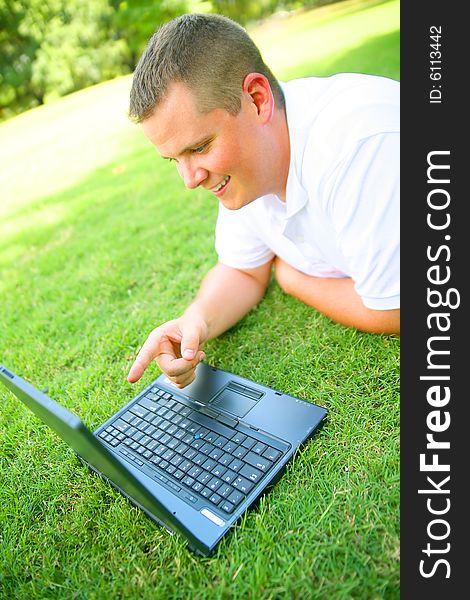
[127, 329, 164, 383]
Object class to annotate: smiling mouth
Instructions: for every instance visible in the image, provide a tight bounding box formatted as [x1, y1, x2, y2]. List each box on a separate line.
[211, 175, 230, 193]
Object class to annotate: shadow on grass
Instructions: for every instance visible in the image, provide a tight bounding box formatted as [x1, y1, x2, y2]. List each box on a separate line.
[280, 29, 399, 80]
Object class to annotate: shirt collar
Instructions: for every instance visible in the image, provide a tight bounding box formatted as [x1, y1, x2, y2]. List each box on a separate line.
[279, 80, 310, 220]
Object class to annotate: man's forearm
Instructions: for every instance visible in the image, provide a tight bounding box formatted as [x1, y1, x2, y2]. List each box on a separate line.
[274, 258, 399, 334]
[183, 263, 269, 341]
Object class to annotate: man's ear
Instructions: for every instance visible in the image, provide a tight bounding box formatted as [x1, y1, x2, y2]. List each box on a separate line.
[242, 73, 274, 124]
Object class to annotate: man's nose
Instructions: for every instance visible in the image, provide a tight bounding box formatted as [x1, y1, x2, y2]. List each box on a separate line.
[178, 160, 207, 190]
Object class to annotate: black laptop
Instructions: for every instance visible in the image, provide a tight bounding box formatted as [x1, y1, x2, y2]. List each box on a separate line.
[0, 361, 327, 556]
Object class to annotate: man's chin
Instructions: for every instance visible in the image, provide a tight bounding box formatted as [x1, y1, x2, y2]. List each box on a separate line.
[220, 194, 257, 211]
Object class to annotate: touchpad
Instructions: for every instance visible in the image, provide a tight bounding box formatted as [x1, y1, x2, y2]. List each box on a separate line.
[210, 381, 264, 418]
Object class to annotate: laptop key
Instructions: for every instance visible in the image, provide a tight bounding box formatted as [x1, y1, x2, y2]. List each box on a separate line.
[227, 458, 243, 472]
[200, 443, 215, 455]
[232, 446, 248, 460]
[209, 448, 224, 460]
[207, 477, 222, 492]
[162, 449, 175, 461]
[221, 470, 237, 484]
[201, 458, 217, 472]
[262, 447, 281, 462]
[227, 489, 244, 506]
[193, 453, 206, 466]
[198, 472, 212, 486]
[188, 466, 202, 478]
[130, 406, 149, 419]
[218, 484, 232, 498]
[121, 411, 136, 423]
[220, 500, 235, 514]
[218, 453, 232, 467]
[223, 440, 237, 453]
[232, 432, 247, 445]
[209, 493, 222, 506]
[252, 442, 267, 455]
[183, 448, 197, 460]
[240, 463, 263, 483]
[113, 419, 130, 433]
[190, 438, 205, 450]
[159, 433, 171, 445]
[211, 464, 227, 478]
[147, 439, 159, 451]
[143, 424, 157, 436]
[167, 424, 178, 435]
[175, 442, 189, 455]
[213, 435, 229, 448]
[138, 398, 158, 412]
[243, 451, 272, 473]
[232, 476, 254, 494]
[200, 487, 211, 498]
[167, 438, 179, 450]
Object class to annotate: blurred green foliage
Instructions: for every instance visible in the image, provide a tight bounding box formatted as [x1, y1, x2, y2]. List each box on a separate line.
[0, 0, 366, 120]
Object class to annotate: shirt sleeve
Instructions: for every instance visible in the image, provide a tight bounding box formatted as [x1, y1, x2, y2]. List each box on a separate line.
[327, 132, 400, 310]
[215, 203, 274, 269]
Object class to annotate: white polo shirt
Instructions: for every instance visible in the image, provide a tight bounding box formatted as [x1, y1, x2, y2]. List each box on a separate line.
[215, 74, 400, 310]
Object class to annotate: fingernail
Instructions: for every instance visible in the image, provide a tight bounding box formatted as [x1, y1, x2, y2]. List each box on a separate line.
[183, 349, 195, 360]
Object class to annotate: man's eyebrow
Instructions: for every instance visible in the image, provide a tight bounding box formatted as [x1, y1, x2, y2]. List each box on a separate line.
[161, 136, 214, 160]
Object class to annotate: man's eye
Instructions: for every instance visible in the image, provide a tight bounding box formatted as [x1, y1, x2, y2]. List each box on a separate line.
[193, 143, 209, 154]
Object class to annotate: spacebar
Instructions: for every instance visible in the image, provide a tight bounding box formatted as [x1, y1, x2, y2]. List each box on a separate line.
[189, 411, 235, 438]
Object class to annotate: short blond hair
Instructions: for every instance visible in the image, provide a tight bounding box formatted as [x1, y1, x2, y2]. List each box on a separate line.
[129, 13, 285, 122]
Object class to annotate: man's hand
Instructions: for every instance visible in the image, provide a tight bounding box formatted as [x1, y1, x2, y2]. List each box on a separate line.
[127, 314, 208, 388]
[127, 261, 272, 388]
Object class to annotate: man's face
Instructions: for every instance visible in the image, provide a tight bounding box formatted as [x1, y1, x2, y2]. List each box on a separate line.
[141, 82, 274, 210]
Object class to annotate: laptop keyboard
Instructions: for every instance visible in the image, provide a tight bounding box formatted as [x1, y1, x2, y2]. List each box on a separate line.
[98, 386, 286, 516]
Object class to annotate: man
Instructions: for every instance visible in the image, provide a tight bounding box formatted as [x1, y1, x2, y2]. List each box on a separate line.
[127, 13, 400, 389]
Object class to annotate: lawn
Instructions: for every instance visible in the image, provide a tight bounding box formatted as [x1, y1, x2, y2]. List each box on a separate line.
[0, 1, 400, 598]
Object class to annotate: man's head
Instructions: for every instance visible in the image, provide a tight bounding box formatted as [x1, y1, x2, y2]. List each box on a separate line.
[129, 13, 285, 121]
[129, 13, 290, 209]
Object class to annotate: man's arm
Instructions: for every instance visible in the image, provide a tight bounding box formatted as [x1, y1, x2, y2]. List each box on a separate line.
[185, 261, 273, 340]
[127, 261, 273, 387]
[274, 257, 399, 334]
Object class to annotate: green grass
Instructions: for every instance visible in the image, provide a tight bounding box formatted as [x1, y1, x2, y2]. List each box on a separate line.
[0, 1, 400, 598]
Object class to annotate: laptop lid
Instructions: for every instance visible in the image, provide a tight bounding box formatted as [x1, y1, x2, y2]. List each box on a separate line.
[0, 364, 207, 553]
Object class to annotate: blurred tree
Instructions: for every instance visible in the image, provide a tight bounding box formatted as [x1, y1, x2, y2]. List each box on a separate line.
[111, 0, 189, 67]
[24, 0, 129, 101]
[210, 0, 279, 25]
[0, 0, 40, 116]
[0, 0, 129, 119]
[0, 0, 346, 120]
